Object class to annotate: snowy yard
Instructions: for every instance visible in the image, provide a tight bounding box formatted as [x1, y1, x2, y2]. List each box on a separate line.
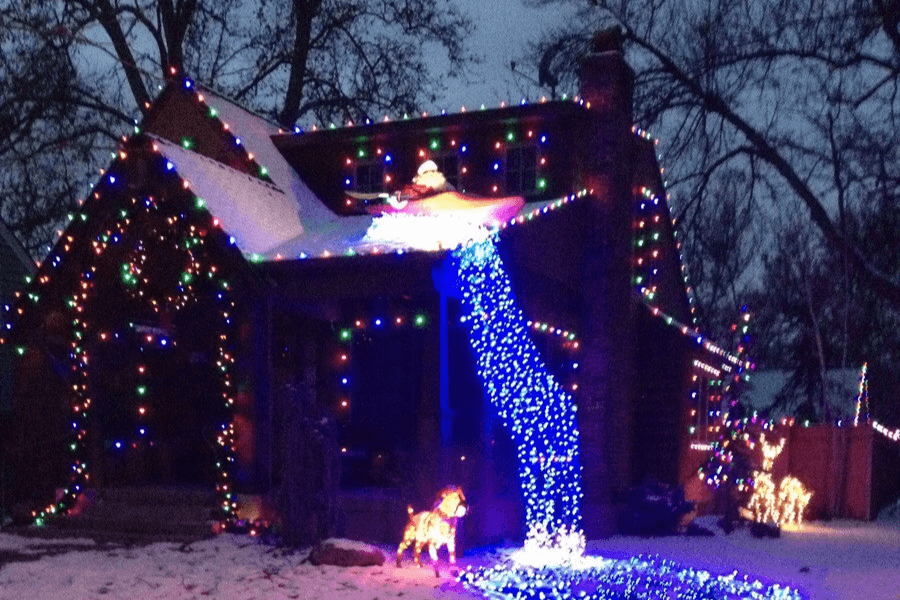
[1, 517, 898, 600]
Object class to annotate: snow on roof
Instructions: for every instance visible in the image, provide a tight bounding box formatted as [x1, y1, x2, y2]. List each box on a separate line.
[152, 136, 304, 255]
[169, 89, 589, 261]
[200, 90, 344, 229]
[742, 368, 863, 421]
[0, 219, 35, 274]
[195, 90, 386, 259]
[265, 192, 584, 260]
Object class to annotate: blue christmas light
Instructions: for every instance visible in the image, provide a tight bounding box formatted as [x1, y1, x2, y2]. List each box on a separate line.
[453, 237, 583, 545]
[460, 554, 805, 600]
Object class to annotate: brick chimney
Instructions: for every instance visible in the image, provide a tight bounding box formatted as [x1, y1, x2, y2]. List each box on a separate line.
[578, 27, 634, 125]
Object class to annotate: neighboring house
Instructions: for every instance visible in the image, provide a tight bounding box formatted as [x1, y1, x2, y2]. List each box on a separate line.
[0, 220, 35, 520]
[742, 368, 868, 424]
[3, 33, 744, 543]
[0, 220, 35, 412]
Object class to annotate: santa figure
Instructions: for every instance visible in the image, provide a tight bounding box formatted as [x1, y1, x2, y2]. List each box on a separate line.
[355, 160, 524, 226]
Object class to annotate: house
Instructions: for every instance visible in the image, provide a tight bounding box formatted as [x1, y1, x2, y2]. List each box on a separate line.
[1, 220, 35, 411]
[2, 32, 746, 543]
[0, 220, 35, 520]
[741, 368, 867, 424]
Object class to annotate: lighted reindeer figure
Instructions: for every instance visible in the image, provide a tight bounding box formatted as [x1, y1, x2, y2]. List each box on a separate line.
[396, 486, 467, 577]
[778, 476, 813, 527]
[745, 471, 778, 524]
[744, 434, 813, 528]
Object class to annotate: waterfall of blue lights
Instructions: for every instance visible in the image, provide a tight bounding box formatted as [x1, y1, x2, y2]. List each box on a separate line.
[453, 236, 583, 542]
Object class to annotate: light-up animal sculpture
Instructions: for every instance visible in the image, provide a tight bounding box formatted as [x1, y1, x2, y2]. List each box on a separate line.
[396, 486, 467, 577]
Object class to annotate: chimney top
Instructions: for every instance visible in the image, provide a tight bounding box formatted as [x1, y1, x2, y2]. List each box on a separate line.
[590, 27, 624, 54]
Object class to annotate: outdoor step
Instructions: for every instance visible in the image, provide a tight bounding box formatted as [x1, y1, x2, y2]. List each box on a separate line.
[17, 485, 223, 544]
[77, 500, 218, 524]
[90, 485, 218, 506]
[53, 514, 215, 539]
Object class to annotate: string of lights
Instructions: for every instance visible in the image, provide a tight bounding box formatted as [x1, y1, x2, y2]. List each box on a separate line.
[459, 554, 804, 600]
[873, 420, 900, 443]
[332, 311, 430, 421]
[6, 134, 243, 529]
[297, 95, 594, 134]
[454, 236, 584, 551]
[854, 363, 869, 427]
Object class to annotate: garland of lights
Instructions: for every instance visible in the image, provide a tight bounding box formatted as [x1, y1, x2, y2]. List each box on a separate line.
[634, 185, 698, 324]
[459, 554, 804, 600]
[331, 311, 430, 458]
[8, 138, 241, 529]
[854, 363, 869, 427]
[299, 94, 588, 134]
[453, 236, 584, 551]
[873, 420, 900, 443]
[629, 129, 761, 464]
[525, 320, 580, 394]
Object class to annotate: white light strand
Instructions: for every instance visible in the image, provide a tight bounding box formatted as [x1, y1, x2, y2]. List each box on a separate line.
[873, 420, 900, 443]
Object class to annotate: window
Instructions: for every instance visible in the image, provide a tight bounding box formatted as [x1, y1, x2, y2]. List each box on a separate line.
[505, 146, 537, 194]
[354, 161, 385, 193]
[438, 154, 460, 189]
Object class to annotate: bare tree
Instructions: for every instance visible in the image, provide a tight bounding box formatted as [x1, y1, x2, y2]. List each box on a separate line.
[530, 0, 900, 305]
[0, 0, 475, 253]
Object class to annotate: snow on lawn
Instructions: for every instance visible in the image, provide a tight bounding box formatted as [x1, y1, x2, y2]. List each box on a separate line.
[587, 517, 900, 600]
[0, 518, 898, 600]
[0, 533, 473, 600]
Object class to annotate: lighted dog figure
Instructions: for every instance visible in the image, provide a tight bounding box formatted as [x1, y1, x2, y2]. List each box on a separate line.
[396, 486, 467, 577]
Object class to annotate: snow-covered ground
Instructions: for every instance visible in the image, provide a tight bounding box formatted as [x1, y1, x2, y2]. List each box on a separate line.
[1, 517, 898, 600]
[588, 517, 900, 600]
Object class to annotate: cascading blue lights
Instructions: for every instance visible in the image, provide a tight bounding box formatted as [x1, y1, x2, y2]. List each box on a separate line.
[453, 236, 583, 546]
[452, 236, 805, 600]
[459, 555, 805, 600]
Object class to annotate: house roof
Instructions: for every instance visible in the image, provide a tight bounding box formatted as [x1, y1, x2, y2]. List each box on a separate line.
[0, 219, 36, 302]
[742, 368, 865, 421]
[152, 136, 307, 256]
[155, 86, 590, 261]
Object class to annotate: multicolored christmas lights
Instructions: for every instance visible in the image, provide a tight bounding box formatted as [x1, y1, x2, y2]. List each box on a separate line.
[854, 362, 869, 427]
[7, 134, 244, 529]
[331, 309, 430, 419]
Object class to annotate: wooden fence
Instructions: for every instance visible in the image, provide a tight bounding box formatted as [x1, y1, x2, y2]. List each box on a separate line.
[683, 424, 900, 521]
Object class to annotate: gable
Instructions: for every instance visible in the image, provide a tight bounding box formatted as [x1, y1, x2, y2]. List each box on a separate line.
[143, 82, 274, 183]
[0, 221, 35, 302]
[151, 137, 304, 256]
